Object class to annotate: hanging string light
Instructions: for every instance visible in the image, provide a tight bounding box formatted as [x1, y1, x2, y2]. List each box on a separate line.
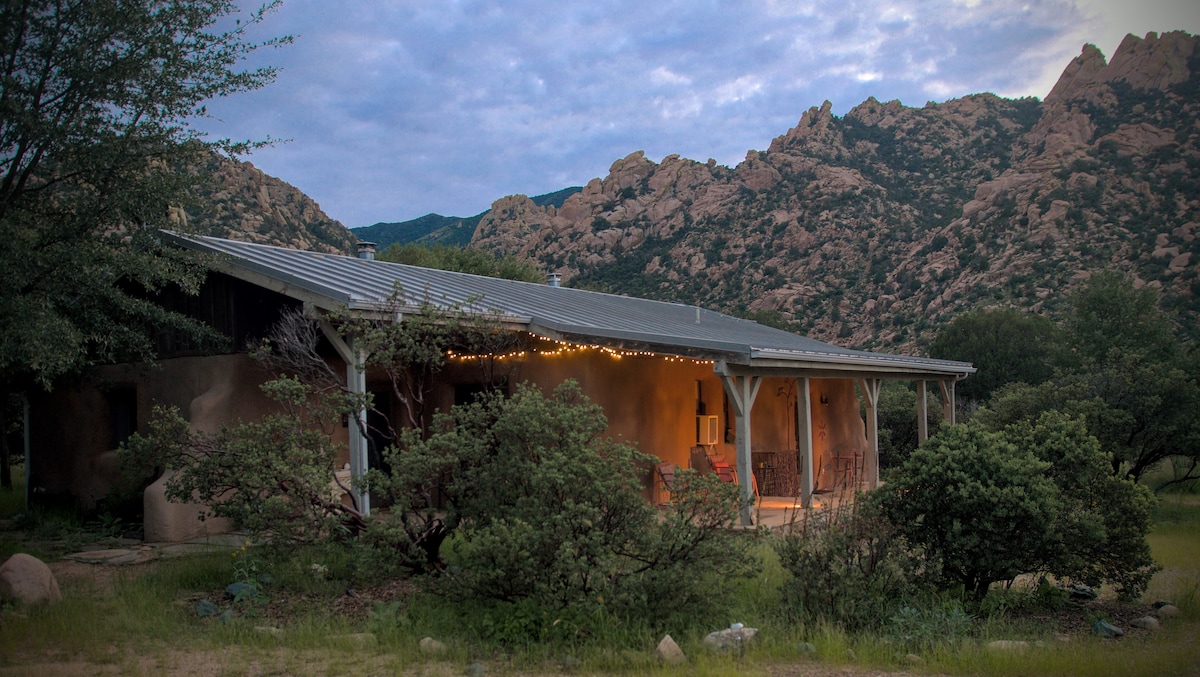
[445, 333, 712, 365]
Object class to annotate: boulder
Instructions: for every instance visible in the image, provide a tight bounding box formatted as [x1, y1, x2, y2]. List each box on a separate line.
[1068, 583, 1098, 600]
[1093, 619, 1124, 638]
[0, 553, 62, 605]
[1129, 616, 1160, 631]
[418, 637, 447, 654]
[655, 634, 686, 664]
[703, 625, 758, 653]
[1155, 604, 1181, 618]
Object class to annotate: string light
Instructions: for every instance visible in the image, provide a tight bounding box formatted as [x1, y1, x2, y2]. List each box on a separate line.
[445, 334, 713, 365]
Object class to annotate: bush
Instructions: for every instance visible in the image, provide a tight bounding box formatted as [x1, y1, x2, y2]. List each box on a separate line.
[871, 424, 1060, 601]
[875, 416, 1159, 601]
[380, 381, 756, 635]
[122, 377, 365, 545]
[773, 499, 937, 631]
[1005, 411, 1158, 598]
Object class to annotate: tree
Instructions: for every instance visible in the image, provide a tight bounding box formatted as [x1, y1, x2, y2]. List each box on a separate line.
[1061, 271, 1179, 368]
[1, 0, 287, 489]
[0, 0, 288, 409]
[378, 243, 544, 283]
[875, 416, 1158, 601]
[928, 307, 1059, 402]
[1005, 411, 1157, 598]
[973, 274, 1200, 487]
[872, 424, 1060, 601]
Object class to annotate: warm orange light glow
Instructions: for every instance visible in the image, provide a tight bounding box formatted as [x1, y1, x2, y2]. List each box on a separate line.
[446, 334, 714, 365]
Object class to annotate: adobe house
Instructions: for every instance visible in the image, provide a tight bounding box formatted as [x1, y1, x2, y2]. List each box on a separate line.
[27, 233, 973, 537]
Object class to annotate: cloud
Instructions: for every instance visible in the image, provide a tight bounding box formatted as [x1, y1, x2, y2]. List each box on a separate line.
[194, 0, 1198, 227]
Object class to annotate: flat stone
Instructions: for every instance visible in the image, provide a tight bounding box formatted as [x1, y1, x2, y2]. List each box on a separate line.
[63, 549, 155, 565]
[655, 634, 686, 665]
[466, 663, 486, 677]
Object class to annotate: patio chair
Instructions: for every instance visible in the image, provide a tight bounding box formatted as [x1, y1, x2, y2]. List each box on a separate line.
[655, 462, 677, 505]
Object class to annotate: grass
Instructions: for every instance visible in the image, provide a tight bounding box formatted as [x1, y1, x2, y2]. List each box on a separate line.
[1, 468, 1199, 675]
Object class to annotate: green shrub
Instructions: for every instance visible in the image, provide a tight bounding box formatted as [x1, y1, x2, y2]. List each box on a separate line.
[1006, 411, 1158, 598]
[122, 377, 364, 545]
[383, 381, 756, 637]
[876, 415, 1159, 602]
[773, 499, 936, 630]
[871, 424, 1060, 600]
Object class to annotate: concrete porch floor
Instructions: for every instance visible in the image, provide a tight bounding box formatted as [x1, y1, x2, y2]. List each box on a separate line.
[749, 492, 857, 532]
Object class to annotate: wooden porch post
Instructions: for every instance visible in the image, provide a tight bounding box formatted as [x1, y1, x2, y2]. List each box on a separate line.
[916, 379, 928, 444]
[858, 378, 882, 489]
[938, 379, 957, 426]
[720, 373, 761, 527]
[797, 377, 814, 509]
[320, 320, 371, 516]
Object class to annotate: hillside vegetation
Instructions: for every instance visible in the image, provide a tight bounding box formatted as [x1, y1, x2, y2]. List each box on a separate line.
[468, 31, 1200, 352]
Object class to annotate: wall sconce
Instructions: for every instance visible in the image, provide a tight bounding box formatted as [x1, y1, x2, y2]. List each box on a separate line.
[819, 393, 830, 406]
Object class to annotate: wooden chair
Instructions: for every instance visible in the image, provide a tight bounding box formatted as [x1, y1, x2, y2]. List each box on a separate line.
[655, 462, 677, 505]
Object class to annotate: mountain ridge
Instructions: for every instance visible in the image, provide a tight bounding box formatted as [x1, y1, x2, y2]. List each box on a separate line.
[466, 31, 1200, 352]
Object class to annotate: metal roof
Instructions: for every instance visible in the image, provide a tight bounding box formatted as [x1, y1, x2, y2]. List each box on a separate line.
[164, 232, 974, 380]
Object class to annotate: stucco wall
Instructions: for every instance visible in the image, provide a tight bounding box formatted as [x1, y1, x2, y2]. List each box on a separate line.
[436, 352, 869, 496]
[29, 353, 282, 509]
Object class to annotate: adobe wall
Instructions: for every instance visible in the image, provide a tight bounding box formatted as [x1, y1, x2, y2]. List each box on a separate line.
[437, 352, 868, 495]
[28, 354, 285, 512]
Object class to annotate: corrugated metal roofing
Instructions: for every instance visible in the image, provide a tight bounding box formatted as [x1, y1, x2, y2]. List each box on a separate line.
[164, 232, 974, 378]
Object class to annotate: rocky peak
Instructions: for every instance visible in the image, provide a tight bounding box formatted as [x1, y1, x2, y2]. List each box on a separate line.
[468, 32, 1200, 352]
[1047, 31, 1196, 104]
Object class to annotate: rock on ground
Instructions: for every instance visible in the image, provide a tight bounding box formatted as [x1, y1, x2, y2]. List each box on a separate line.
[655, 634, 686, 664]
[0, 553, 62, 605]
[703, 626, 758, 653]
[418, 637, 447, 654]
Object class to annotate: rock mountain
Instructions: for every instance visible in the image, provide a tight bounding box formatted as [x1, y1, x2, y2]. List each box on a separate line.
[179, 153, 355, 254]
[469, 31, 1200, 352]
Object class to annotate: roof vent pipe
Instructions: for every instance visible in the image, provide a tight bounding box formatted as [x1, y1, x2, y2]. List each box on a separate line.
[547, 272, 562, 287]
[356, 242, 377, 260]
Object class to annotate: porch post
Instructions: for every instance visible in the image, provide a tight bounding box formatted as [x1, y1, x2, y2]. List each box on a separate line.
[938, 379, 957, 426]
[916, 379, 928, 444]
[320, 320, 371, 516]
[858, 378, 882, 489]
[720, 373, 762, 527]
[345, 341, 370, 516]
[797, 377, 814, 509]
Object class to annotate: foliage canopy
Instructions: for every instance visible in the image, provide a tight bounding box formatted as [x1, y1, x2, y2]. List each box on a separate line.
[0, 0, 288, 392]
[378, 242, 543, 283]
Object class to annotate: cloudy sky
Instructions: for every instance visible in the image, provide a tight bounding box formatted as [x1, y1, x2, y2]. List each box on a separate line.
[197, 0, 1200, 228]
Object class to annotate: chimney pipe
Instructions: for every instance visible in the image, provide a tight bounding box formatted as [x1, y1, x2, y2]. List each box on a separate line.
[356, 241, 377, 260]
[547, 272, 562, 287]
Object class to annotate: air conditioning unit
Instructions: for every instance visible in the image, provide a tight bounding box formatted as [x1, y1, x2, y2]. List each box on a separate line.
[697, 415, 719, 446]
